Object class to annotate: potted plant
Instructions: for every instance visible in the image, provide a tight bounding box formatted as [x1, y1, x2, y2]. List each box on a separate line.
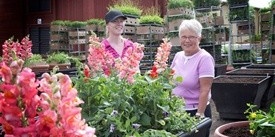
[108, 0, 142, 28]
[108, 0, 142, 17]
[24, 54, 49, 75]
[212, 75, 270, 119]
[214, 103, 275, 137]
[136, 7, 164, 37]
[74, 36, 212, 137]
[50, 20, 68, 31]
[46, 52, 71, 71]
[86, 18, 106, 35]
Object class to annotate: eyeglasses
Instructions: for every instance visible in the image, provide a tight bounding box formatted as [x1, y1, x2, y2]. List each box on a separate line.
[181, 36, 198, 41]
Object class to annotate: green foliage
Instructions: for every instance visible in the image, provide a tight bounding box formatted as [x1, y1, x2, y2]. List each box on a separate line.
[24, 54, 47, 67]
[167, 0, 194, 9]
[259, 8, 271, 13]
[74, 68, 199, 137]
[139, 7, 164, 25]
[46, 52, 71, 64]
[227, 0, 249, 5]
[68, 21, 87, 28]
[51, 20, 66, 26]
[139, 15, 164, 25]
[232, 50, 251, 62]
[142, 129, 177, 137]
[86, 19, 105, 25]
[245, 103, 275, 137]
[193, 0, 220, 9]
[108, 0, 142, 17]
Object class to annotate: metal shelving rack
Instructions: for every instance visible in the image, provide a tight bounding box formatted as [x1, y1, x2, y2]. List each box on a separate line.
[166, 7, 195, 65]
[260, 11, 272, 63]
[68, 27, 88, 58]
[228, 3, 253, 67]
[195, 6, 224, 63]
[269, 7, 275, 63]
[50, 25, 68, 52]
[136, 24, 165, 72]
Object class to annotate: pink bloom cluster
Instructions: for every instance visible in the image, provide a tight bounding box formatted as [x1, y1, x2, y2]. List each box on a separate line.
[115, 43, 144, 83]
[0, 59, 96, 137]
[87, 35, 144, 83]
[2, 36, 32, 65]
[87, 35, 115, 76]
[153, 38, 172, 72]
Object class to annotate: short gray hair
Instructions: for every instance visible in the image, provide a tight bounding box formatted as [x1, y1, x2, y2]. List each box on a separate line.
[178, 19, 203, 37]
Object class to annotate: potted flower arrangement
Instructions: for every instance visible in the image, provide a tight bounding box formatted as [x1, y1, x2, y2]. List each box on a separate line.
[73, 34, 212, 137]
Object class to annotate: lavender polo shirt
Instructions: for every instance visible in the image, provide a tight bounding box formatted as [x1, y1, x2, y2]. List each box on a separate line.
[101, 39, 134, 58]
[170, 49, 215, 110]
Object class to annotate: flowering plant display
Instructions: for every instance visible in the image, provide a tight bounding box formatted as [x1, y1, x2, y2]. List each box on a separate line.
[74, 34, 198, 137]
[0, 37, 96, 137]
[245, 103, 275, 137]
[2, 36, 32, 65]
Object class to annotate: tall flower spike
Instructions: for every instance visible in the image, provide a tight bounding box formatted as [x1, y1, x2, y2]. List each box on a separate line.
[115, 42, 144, 83]
[153, 38, 172, 73]
[88, 34, 115, 77]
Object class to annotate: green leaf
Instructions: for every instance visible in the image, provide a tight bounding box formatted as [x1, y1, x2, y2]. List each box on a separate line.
[158, 120, 166, 126]
[140, 114, 151, 126]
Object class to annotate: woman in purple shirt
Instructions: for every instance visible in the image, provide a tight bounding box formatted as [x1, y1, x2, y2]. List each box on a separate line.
[101, 10, 134, 58]
[170, 19, 214, 137]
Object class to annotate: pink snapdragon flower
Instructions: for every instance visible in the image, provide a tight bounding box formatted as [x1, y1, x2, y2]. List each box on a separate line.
[153, 38, 172, 72]
[88, 35, 115, 76]
[2, 36, 32, 65]
[38, 73, 96, 137]
[115, 43, 144, 83]
[0, 59, 39, 136]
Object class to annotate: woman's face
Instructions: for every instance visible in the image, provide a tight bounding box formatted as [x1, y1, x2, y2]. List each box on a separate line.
[107, 17, 126, 35]
[179, 29, 201, 55]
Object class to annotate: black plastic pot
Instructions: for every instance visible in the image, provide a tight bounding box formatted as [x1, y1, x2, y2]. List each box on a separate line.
[212, 75, 270, 120]
[178, 117, 212, 137]
[226, 68, 275, 108]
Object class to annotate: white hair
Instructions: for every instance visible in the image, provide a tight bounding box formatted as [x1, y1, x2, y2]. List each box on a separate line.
[178, 19, 203, 37]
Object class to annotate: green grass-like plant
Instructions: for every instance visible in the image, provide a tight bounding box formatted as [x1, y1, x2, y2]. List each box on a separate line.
[46, 52, 71, 64]
[24, 54, 47, 67]
[139, 7, 164, 25]
[108, 0, 142, 17]
[86, 19, 105, 25]
[167, 0, 194, 9]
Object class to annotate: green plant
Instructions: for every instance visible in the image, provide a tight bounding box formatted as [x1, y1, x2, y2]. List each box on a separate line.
[68, 21, 87, 28]
[139, 7, 164, 25]
[74, 37, 200, 137]
[193, 0, 220, 9]
[46, 52, 71, 64]
[108, 0, 142, 17]
[245, 103, 275, 137]
[86, 19, 105, 25]
[51, 20, 66, 26]
[167, 0, 194, 9]
[24, 54, 47, 67]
